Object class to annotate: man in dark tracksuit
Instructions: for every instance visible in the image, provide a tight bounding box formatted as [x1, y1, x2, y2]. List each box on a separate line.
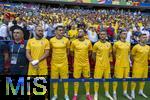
[8, 28, 28, 75]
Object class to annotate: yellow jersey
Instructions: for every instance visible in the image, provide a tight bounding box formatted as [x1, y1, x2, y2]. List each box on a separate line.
[113, 40, 130, 68]
[138, 22, 143, 27]
[26, 38, 50, 68]
[71, 39, 92, 67]
[50, 37, 70, 67]
[132, 44, 150, 68]
[68, 29, 78, 41]
[93, 41, 112, 68]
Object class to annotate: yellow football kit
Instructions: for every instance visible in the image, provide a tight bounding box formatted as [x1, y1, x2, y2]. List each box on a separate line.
[93, 41, 112, 93]
[71, 39, 92, 78]
[113, 40, 130, 92]
[70, 39, 92, 95]
[68, 29, 78, 41]
[26, 38, 50, 75]
[50, 37, 70, 96]
[131, 44, 150, 91]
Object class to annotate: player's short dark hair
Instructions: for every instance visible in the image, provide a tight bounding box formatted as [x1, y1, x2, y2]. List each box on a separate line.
[119, 29, 127, 35]
[55, 25, 64, 30]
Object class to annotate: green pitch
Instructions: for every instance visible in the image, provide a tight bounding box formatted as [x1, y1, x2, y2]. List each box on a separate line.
[50, 82, 150, 100]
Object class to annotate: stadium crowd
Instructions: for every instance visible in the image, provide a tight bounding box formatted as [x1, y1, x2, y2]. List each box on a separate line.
[0, 3, 150, 43]
[0, 3, 150, 100]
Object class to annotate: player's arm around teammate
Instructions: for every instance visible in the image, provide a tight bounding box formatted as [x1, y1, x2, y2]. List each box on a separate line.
[93, 30, 113, 100]
[131, 34, 150, 99]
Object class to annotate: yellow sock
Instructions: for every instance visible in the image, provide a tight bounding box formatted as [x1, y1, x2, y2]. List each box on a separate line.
[94, 82, 99, 93]
[64, 82, 68, 96]
[131, 82, 136, 91]
[74, 82, 79, 95]
[139, 82, 145, 90]
[85, 82, 90, 94]
[113, 82, 118, 92]
[104, 82, 109, 92]
[53, 83, 58, 96]
[123, 82, 128, 92]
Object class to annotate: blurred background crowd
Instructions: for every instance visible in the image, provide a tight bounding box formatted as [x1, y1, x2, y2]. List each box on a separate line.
[0, 2, 150, 44]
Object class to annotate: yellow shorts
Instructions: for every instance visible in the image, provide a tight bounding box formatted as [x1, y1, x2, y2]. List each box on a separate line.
[51, 66, 68, 79]
[132, 67, 148, 78]
[28, 65, 48, 76]
[114, 67, 130, 78]
[73, 66, 90, 78]
[94, 67, 111, 79]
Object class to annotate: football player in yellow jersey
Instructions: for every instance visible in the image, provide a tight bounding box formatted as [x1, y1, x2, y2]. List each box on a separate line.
[112, 31, 132, 100]
[71, 29, 93, 100]
[68, 25, 78, 41]
[93, 31, 113, 100]
[131, 34, 150, 99]
[26, 26, 50, 75]
[50, 25, 70, 100]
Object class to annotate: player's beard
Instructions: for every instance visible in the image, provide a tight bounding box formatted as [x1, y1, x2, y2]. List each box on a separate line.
[142, 40, 147, 44]
[78, 35, 85, 41]
[101, 38, 106, 42]
[56, 33, 63, 39]
[36, 34, 43, 39]
[78, 33, 84, 38]
[78, 35, 83, 38]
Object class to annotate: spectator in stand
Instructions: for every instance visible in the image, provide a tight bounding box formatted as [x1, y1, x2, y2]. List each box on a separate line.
[133, 26, 141, 43]
[87, 26, 98, 45]
[126, 27, 133, 43]
[140, 24, 150, 42]
[0, 18, 9, 40]
[107, 23, 115, 42]
[0, 4, 149, 43]
[22, 20, 32, 40]
[68, 25, 78, 42]
[10, 20, 22, 39]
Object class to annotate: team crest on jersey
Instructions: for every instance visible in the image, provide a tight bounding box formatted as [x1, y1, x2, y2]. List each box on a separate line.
[106, 44, 109, 48]
[41, 41, 44, 45]
[62, 41, 64, 44]
[84, 42, 87, 46]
